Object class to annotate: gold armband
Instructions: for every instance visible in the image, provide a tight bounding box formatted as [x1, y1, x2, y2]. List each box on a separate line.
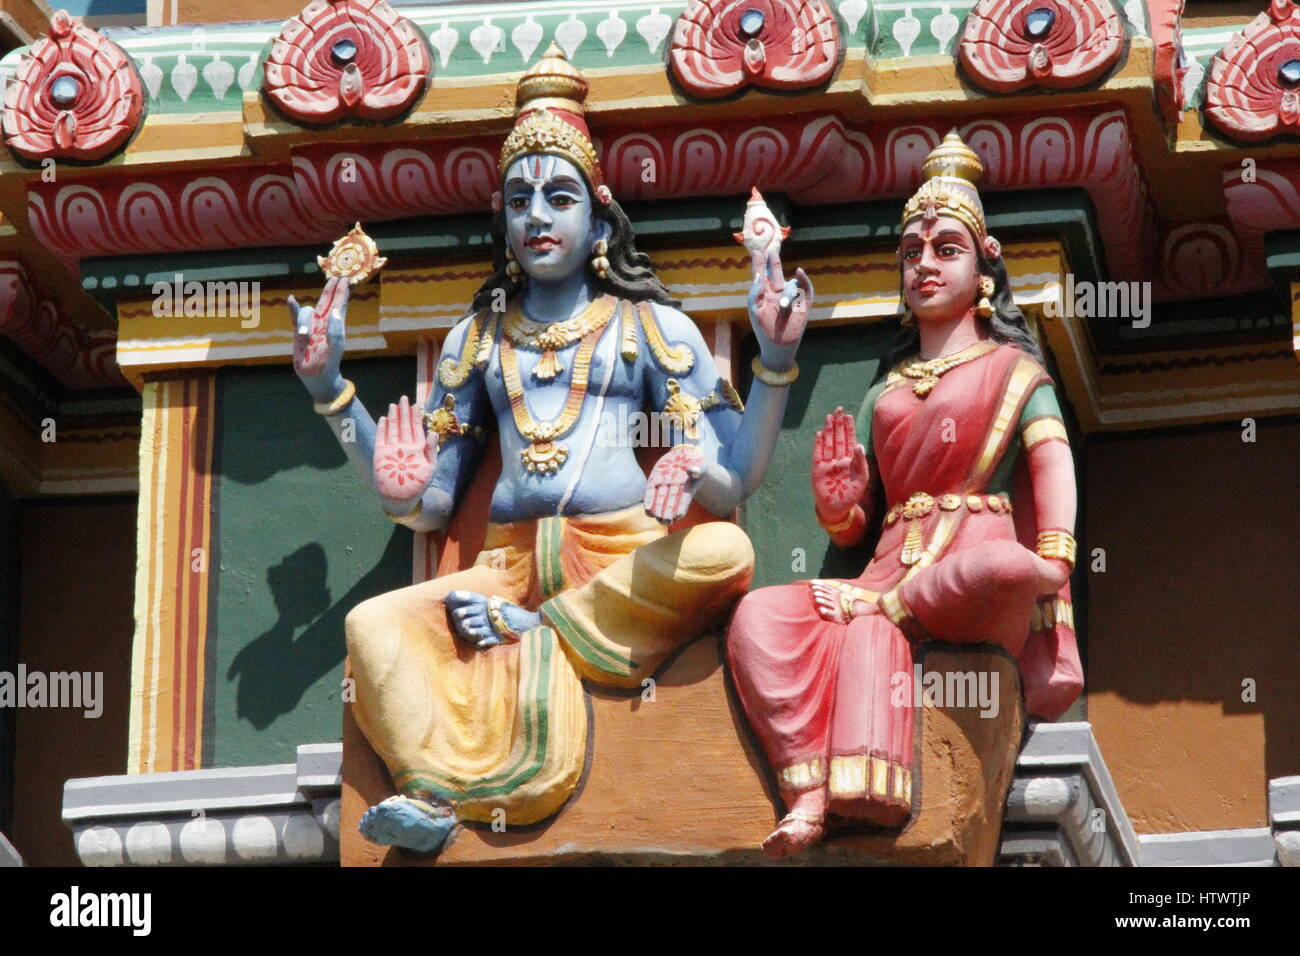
[313, 379, 356, 416]
[422, 393, 484, 442]
[819, 506, 858, 535]
[751, 355, 799, 387]
[1036, 530, 1077, 572]
[384, 496, 422, 523]
[486, 595, 520, 641]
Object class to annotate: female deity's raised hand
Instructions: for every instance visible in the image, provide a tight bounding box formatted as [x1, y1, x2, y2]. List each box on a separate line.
[286, 276, 349, 402]
[374, 395, 438, 505]
[811, 407, 869, 521]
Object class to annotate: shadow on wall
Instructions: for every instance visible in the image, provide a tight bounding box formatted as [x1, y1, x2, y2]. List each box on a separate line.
[226, 529, 408, 729]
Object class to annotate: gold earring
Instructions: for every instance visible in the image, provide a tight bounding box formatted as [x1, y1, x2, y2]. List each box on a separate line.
[900, 310, 915, 328]
[591, 238, 609, 280]
[976, 275, 995, 319]
[505, 244, 522, 281]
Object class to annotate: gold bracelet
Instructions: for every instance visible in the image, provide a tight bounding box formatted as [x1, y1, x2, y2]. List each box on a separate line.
[384, 496, 422, 523]
[486, 595, 520, 641]
[313, 379, 356, 416]
[819, 506, 857, 534]
[1036, 530, 1077, 572]
[751, 355, 800, 387]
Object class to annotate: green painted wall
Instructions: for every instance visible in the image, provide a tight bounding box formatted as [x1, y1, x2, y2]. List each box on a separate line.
[741, 322, 896, 589]
[211, 358, 414, 769]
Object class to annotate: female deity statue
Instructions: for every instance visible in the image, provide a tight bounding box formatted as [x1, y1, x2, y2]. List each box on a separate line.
[286, 45, 812, 854]
[726, 132, 1083, 859]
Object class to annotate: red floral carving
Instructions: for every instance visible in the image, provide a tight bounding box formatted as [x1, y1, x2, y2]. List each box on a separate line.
[1150, 0, 1189, 127]
[264, 0, 431, 126]
[1, 10, 143, 162]
[1205, 0, 1300, 142]
[668, 0, 841, 98]
[958, 0, 1124, 94]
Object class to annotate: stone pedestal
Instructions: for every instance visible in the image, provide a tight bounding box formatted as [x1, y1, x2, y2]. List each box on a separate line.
[341, 637, 1023, 866]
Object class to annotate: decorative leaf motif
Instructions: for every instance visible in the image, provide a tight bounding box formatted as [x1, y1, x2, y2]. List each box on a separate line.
[1205, 0, 1300, 142]
[0, 10, 144, 162]
[637, 8, 674, 54]
[512, 15, 544, 62]
[263, 0, 432, 126]
[203, 55, 235, 100]
[556, 14, 588, 60]
[598, 12, 628, 57]
[469, 19, 503, 65]
[958, 0, 1125, 94]
[668, 0, 842, 98]
[172, 55, 198, 102]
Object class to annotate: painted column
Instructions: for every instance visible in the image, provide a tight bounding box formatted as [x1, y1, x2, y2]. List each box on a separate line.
[128, 372, 218, 773]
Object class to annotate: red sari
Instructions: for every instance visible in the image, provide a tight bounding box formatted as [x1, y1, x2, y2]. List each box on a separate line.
[727, 344, 1083, 826]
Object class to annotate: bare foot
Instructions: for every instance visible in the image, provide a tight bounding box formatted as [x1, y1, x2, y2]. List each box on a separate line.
[762, 813, 825, 860]
[809, 580, 876, 624]
[762, 790, 827, 860]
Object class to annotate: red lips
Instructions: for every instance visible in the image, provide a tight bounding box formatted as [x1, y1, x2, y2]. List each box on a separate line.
[526, 235, 560, 251]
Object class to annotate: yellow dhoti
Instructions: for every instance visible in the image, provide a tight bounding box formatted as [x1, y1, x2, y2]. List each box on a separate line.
[345, 505, 754, 825]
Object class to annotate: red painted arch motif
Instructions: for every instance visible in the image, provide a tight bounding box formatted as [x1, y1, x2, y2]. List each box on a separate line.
[263, 0, 432, 126]
[668, 0, 841, 98]
[0, 9, 144, 162]
[958, 0, 1124, 94]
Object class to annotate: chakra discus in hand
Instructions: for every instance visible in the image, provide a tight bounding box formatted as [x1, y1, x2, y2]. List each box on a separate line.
[317, 222, 388, 285]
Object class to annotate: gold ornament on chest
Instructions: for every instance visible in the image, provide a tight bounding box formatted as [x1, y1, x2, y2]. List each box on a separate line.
[889, 340, 998, 398]
[498, 299, 617, 475]
[504, 294, 619, 381]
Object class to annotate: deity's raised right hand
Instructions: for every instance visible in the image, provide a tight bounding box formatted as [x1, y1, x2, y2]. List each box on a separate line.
[811, 407, 869, 522]
[286, 276, 349, 403]
[374, 395, 438, 507]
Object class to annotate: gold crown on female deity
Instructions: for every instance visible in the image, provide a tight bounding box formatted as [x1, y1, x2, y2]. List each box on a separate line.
[900, 131, 987, 242]
[498, 43, 604, 190]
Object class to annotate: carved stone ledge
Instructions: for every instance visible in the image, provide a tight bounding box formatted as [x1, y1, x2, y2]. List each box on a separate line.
[1139, 828, 1278, 866]
[998, 721, 1140, 866]
[343, 638, 1026, 867]
[62, 743, 340, 866]
[1270, 775, 1300, 866]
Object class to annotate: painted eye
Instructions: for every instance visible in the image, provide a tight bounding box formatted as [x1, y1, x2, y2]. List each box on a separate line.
[550, 193, 576, 208]
[507, 196, 528, 210]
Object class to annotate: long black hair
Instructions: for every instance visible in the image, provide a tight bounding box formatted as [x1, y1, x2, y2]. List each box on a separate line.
[880, 240, 1044, 376]
[470, 187, 679, 314]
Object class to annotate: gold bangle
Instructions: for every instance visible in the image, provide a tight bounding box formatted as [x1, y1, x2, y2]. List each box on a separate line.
[384, 496, 422, 523]
[1035, 530, 1077, 572]
[751, 355, 799, 387]
[819, 506, 857, 534]
[486, 595, 520, 641]
[313, 379, 356, 416]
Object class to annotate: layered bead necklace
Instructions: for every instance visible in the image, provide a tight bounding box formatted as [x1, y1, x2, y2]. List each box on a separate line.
[498, 295, 618, 474]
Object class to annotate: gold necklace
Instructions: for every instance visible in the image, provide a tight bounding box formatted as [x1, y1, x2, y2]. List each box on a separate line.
[498, 310, 614, 474]
[895, 340, 997, 397]
[503, 294, 619, 381]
